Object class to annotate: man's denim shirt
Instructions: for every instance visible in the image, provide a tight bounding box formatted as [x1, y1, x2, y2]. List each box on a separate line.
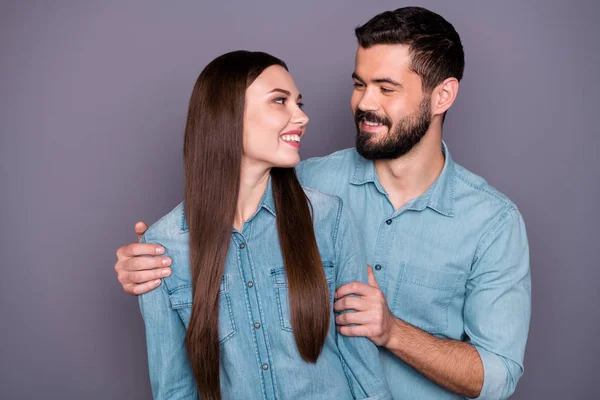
[138, 180, 392, 400]
[295, 142, 531, 400]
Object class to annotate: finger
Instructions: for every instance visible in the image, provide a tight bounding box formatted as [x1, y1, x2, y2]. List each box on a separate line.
[337, 325, 370, 338]
[122, 267, 171, 285]
[367, 265, 380, 288]
[123, 279, 162, 296]
[116, 242, 165, 259]
[115, 256, 170, 278]
[135, 221, 149, 242]
[334, 281, 374, 299]
[333, 296, 368, 312]
[127, 255, 171, 271]
[335, 311, 373, 326]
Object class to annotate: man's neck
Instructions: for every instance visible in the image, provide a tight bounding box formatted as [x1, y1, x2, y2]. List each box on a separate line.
[234, 159, 270, 231]
[374, 129, 445, 211]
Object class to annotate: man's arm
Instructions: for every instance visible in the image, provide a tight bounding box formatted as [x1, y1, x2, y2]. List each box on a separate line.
[385, 317, 484, 397]
[334, 268, 484, 398]
[334, 209, 531, 399]
[115, 222, 172, 295]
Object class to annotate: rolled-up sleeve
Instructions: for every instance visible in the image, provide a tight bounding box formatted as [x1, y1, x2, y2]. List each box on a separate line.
[464, 209, 532, 400]
[333, 200, 392, 400]
[138, 235, 198, 400]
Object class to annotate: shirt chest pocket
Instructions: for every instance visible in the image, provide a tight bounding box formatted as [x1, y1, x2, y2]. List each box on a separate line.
[392, 263, 464, 334]
[271, 262, 335, 332]
[168, 275, 237, 345]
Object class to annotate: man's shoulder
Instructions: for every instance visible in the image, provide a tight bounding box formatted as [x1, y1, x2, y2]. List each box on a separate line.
[299, 147, 358, 171]
[452, 161, 521, 219]
[296, 148, 358, 191]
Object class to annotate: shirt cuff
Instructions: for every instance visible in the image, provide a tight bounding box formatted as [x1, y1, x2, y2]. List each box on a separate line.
[467, 346, 508, 400]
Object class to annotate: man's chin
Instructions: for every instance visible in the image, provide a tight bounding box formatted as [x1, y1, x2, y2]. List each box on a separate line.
[358, 127, 389, 139]
[356, 143, 383, 160]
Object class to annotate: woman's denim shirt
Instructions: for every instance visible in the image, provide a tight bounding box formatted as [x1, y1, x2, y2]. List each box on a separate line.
[138, 180, 391, 400]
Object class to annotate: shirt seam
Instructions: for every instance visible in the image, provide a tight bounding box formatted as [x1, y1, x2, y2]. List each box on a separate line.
[471, 207, 519, 270]
[454, 168, 517, 210]
[332, 196, 344, 253]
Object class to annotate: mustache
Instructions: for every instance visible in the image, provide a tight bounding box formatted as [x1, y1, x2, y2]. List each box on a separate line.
[354, 109, 392, 128]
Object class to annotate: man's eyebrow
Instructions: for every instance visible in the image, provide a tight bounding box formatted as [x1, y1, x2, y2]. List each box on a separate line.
[351, 72, 364, 83]
[373, 77, 403, 87]
[352, 72, 403, 88]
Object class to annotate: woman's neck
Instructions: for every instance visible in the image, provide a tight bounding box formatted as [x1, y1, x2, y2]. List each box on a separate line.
[234, 159, 270, 231]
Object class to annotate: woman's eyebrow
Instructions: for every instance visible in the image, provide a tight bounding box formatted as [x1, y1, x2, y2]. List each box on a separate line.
[269, 88, 302, 100]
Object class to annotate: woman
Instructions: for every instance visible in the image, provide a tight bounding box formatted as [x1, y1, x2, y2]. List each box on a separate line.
[138, 50, 390, 400]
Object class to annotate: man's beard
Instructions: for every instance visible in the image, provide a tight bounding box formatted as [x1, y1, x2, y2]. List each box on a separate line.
[355, 97, 432, 160]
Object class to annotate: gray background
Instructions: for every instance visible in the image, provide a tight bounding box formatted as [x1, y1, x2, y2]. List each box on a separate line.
[1, 0, 598, 398]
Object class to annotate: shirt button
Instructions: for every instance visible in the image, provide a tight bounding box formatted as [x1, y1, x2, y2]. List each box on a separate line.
[386, 219, 392, 225]
[254, 322, 261, 329]
[247, 281, 254, 288]
[262, 363, 269, 370]
[374, 264, 382, 271]
[239, 243, 246, 249]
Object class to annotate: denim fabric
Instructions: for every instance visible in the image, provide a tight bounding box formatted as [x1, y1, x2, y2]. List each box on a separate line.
[138, 179, 392, 400]
[295, 142, 531, 400]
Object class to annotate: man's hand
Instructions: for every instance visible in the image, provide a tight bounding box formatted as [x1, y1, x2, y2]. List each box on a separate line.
[114, 222, 172, 295]
[333, 265, 395, 346]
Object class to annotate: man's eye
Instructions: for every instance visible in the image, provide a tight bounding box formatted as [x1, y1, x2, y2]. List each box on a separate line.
[274, 97, 287, 104]
[381, 87, 393, 94]
[353, 82, 364, 88]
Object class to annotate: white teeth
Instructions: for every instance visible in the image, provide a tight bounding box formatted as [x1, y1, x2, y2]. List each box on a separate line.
[364, 120, 383, 127]
[281, 134, 301, 142]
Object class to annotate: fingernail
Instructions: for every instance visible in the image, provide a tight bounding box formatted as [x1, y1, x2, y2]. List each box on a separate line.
[156, 247, 165, 255]
[161, 257, 171, 266]
[162, 268, 171, 277]
[154, 279, 161, 286]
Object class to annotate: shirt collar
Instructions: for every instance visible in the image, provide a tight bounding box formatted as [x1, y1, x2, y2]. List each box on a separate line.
[421, 141, 455, 217]
[349, 141, 456, 217]
[180, 174, 276, 233]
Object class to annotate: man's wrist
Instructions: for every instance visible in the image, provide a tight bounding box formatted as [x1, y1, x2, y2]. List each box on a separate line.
[384, 316, 405, 351]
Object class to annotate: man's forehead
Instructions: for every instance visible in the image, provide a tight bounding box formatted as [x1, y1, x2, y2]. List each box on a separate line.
[354, 44, 413, 78]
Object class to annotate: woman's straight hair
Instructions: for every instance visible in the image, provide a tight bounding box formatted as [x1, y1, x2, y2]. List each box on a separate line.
[183, 50, 329, 400]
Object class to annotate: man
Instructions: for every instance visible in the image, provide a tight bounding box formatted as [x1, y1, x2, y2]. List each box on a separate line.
[116, 7, 531, 400]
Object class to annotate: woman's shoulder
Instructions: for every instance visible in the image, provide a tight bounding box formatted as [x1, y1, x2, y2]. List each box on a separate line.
[301, 186, 345, 231]
[141, 202, 192, 289]
[302, 187, 342, 212]
[142, 202, 187, 242]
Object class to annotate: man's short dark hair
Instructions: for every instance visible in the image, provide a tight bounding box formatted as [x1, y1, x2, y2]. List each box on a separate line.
[355, 6, 465, 92]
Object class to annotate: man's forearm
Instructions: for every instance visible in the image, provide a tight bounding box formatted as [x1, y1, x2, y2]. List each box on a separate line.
[385, 317, 484, 398]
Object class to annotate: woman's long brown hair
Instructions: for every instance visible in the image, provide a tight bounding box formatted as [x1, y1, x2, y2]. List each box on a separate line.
[183, 51, 329, 400]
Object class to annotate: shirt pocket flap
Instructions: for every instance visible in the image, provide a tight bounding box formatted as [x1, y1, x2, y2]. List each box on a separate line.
[168, 277, 229, 310]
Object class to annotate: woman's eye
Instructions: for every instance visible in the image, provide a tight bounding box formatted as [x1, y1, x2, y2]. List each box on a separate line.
[297, 102, 305, 110]
[274, 97, 286, 105]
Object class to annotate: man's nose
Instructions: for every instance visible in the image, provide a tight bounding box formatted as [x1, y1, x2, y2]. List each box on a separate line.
[357, 90, 379, 112]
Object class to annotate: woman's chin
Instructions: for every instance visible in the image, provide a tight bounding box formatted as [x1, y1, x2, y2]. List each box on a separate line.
[269, 155, 301, 169]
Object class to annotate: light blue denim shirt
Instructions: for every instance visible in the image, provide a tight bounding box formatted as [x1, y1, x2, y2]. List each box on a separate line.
[295, 142, 531, 400]
[138, 180, 392, 400]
